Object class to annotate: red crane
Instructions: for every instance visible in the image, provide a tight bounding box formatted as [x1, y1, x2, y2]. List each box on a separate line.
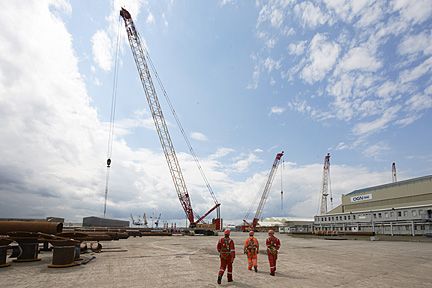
[243, 151, 284, 231]
[120, 8, 220, 228]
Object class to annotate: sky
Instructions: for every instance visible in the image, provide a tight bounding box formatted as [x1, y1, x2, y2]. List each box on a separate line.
[0, 0, 431, 226]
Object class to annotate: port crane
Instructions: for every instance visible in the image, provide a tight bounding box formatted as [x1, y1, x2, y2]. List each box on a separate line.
[243, 151, 284, 231]
[120, 8, 220, 229]
[154, 213, 162, 228]
[319, 153, 332, 215]
[392, 162, 397, 183]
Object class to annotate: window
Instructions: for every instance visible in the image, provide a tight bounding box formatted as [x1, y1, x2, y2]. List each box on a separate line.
[390, 212, 394, 217]
[353, 215, 356, 220]
[378, 213, 382, 218]
[412, 210, 417, 217]
[344, 216, 347, 220]
[373, 213, 377, 219]
[332, 217, 334, 221]
[385, 212, 389, 218]
[403, 211, 408, 217]
[398, 211, 402, 217]
[419, 210, 423, 216]
[348, 215, 351, 220]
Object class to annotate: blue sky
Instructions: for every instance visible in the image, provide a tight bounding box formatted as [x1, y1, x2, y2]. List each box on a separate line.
[0, 0, 431, 225]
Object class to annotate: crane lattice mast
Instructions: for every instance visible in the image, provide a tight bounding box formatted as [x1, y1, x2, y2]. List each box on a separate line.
[319, 153, 331, 215]
[249, 151, 284, 230]
[392, 162, 397, 183]
[120, 8, 219, 228]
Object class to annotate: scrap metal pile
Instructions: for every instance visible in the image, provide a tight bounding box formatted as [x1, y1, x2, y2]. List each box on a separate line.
[0, 220, 172, 268]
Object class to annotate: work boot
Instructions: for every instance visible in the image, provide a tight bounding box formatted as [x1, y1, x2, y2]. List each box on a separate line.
[270, 272, 275, 276]
[254, 266, 258, 273]
[217, 276, 222, 285]
[228, 278, 233, 282]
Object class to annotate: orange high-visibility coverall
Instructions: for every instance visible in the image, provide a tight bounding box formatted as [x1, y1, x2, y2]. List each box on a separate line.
[266, 235, 281, 275]
[217, 236, 235, 282]
[243, 236, 259, 270]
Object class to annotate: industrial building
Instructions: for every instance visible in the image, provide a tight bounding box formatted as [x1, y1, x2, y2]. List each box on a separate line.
[82, 216, 129, 228]
[314, 175, 432, 236]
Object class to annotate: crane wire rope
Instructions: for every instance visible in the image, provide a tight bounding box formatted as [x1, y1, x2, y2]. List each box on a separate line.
[143, 45, 218, 205]
[281, 159, 284, 211]
[103, 16, 122, 218]
[244, 178, 267, 221]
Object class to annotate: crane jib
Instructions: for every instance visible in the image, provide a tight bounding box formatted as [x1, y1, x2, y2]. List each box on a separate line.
[120, 7, 219, 228]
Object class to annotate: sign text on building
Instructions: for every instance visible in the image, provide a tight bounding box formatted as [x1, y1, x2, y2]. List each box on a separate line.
[350, 194, 372, 203]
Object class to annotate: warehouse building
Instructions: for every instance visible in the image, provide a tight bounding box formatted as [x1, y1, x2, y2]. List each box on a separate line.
[83, 216, 129, 228]
[314, 175, 432, 236]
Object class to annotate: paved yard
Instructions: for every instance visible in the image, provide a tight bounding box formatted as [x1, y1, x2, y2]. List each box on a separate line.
[1, 232, 432, 287]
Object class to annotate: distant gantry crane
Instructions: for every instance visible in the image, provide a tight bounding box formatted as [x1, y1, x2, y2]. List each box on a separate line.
[120, 8, 221, 229]
[392, 162, 397, 183]
[243, 151, 284, 231]
[319, 153, 332, 215]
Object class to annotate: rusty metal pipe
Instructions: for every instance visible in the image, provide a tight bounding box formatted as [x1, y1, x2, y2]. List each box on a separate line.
[0, 237, 13, 268]
[0, 221, 63, 235]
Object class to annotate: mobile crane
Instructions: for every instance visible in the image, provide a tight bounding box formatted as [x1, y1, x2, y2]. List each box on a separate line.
[120, 8, 220, 229]
[243, 151, 284, 231]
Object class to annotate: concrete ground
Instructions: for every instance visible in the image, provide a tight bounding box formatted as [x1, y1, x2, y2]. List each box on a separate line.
[1, 231, 432, 288]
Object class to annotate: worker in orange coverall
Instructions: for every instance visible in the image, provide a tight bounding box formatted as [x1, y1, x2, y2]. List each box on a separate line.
[266, 229, 281, 276]
[217, 229, 235, 284]
[243, 230, 259, 272]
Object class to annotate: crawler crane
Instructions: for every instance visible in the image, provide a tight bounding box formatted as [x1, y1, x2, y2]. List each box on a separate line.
[243, 151, 284, 231]
[120, 8, 220, 229]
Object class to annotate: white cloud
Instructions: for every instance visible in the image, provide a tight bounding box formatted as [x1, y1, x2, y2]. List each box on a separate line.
[405, 93, 432, 112]
[91, 0, 145, 72]
[294, 1, 331, 28]
[288, 99, 334, 121]
[162, 13, 168, 27]
[209, 147, 235, 160]
[266, 37, 277, 49]
[91, 30, 112, 71]
[270, 106, 285, 115]
[263, 57, 280, 72]
[353, 105, 401, 135]
[247, 62, 260, 89]
[356, 1, 383, 27]
[301, 33, 340, 83]
[270, 8, 284, 27]
[362, 142, 389, 158]
[288, 40, 307, 55]
[398, 31, 432, 56]
[400, 57, 432, 83]
[392, 0, 432, 24]
[190, 132, 208, 142]
[324, 0, 369, 23]
[337, 46, 381, 72]
[219, 0, 234, 6]
[232, 153, 262, 173]
[146, 12, 155, 24]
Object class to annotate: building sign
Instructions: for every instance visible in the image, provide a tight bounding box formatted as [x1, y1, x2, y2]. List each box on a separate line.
[350, 194, 372, 203]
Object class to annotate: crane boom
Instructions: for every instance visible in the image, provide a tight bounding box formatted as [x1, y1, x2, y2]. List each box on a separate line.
[319, 153, 331, 215]
[120, 8, 198, 226]
[247, 151, 284, 230]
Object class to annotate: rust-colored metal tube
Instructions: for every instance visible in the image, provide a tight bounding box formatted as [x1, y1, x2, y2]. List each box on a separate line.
[0, 221, 63, 235]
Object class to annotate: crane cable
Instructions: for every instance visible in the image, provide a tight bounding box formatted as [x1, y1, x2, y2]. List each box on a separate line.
[143, 45, 218, 205]
[103, 16, 122, 218]
[281, 159, 284, 211]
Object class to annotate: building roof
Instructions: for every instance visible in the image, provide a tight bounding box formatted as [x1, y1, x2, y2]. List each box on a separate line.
[345, 175, 432, 196]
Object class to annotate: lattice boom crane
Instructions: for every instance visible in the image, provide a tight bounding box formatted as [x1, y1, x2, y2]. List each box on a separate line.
[120, 8, 220, 228]
[244, 151, 284, 231]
